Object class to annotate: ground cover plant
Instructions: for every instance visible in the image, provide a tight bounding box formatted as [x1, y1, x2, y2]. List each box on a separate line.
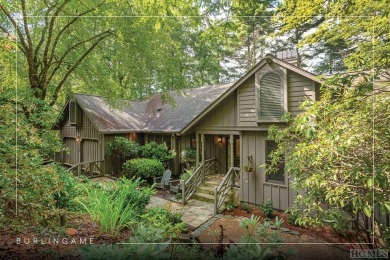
[140, 207, 187, 240]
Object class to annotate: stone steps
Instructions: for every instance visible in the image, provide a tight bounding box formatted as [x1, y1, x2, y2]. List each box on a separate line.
[197, 185, 216, 195]
[190, 174, 226, 204]
[192, 192, 214, 203]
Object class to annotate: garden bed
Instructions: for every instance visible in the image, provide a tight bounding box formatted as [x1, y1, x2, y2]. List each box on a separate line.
[222, 207, 359, 247]
[0, 212, 132, 260]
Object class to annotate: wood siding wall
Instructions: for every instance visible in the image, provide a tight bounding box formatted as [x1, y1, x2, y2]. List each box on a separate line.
[199, 92, 238, 127]
[59, 105, 103, 168]
[236, 66, 317, 126]
[237, 76, 257, 125]
[287, 70, 316, 116]
[240, 131, 297, 210]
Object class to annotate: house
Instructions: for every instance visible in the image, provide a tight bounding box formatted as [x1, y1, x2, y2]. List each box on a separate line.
[52, 51, 322, 211]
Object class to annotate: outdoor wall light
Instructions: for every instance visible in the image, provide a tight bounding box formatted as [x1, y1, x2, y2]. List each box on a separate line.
[217, 136, 222, 143]
[76, 135, 81, 144]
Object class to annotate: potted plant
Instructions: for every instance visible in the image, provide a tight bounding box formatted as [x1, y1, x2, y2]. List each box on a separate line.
[243, 155, 254, 173]
[243, 163, 254, 173]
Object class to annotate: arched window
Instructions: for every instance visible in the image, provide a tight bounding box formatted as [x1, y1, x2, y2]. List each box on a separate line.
[259, 72, 283, 119]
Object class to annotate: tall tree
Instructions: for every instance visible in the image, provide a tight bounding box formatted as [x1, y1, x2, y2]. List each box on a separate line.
[0, 0, 233, 121]
[266, 0, 390, 248]
[274, 0, 390, 72]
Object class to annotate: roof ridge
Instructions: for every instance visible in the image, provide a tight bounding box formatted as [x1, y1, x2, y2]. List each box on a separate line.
[72, 82, 234, 102]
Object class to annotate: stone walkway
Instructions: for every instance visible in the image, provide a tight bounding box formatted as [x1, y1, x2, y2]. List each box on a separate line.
[147, 196, 215, 230]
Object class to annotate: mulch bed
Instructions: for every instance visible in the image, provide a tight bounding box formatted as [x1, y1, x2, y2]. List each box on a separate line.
[222, 206, 360, 247]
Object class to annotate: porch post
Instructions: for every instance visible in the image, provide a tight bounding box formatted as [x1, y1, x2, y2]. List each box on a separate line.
[201, 133, 205, 162]
[196, 133, 199, 167]
[230, 134, 234, 168]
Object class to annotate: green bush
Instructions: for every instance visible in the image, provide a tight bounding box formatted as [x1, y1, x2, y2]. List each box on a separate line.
[54, 166, 82, 211]
[107, 137, 140, 175]
[123, 158, 164, 179]
[259, 200, 274, 218]
[285, 206, 300, 226]
[240, 202, 250, 212]
[179, 169, 193, 181]
[180, 147, 196, 162]
[140, 141, 175, 162]
[0, 162, 75, 227]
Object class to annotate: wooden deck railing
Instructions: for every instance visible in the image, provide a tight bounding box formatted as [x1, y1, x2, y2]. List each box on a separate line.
[66, 160, 104, 178]
[214, 167, 240, 214]
[181, 158, 217, 204]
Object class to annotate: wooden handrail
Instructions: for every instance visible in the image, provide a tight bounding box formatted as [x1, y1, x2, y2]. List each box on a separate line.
[65, 160, 104, 177]
[214, 167, 240, 214]
[181, 158, 218, 204]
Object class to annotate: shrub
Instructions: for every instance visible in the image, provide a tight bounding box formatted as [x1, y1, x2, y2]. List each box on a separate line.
[175, 193, 182, 201]
[77, 177, 154, 235]
[225, 217, 293, 259]
[259, 200, 274, 218]
[115, 177, 154, 216]
[123, 158, 164, 180]
[0, 162, 74, 228]
[240, 202, 250, 212]
[141, 207, 187, 239]
[140, 141, 175, 162]
[180, 147, 196, 163]
[285, 206, 300, 226]
[107, 137, 140, 175]
[54, 166, 82, 211]
[179, 169, 193, 181]
[225, 202, 238, 211]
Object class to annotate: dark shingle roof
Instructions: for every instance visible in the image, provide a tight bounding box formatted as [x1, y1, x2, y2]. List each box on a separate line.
[74, 82, 233, 133]
[75, 94, 147, 133]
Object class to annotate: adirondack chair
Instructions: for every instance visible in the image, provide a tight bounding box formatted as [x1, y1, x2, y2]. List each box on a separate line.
[153, 169, 172, 190]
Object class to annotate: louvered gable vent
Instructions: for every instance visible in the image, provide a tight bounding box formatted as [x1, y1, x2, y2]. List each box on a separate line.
[259, 72, 283, 119]
[69, 101, 81, 126]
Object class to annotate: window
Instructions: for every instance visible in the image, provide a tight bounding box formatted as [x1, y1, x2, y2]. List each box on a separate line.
[69, 101, 81, 125]
[190, 134, 197, 149]
[258, 72, 284, 121]
[148, 134, 171, 150]
[234, 136, 240, 167]
[265, 140, 285, 183]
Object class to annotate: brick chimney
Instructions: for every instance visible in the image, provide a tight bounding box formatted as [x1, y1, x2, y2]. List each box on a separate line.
[276, 49, 300, 67]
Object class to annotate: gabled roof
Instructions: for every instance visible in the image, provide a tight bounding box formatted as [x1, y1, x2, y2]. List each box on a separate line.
[142, 83, 233, 133]
[180, 54, 323, 133]
[54, 83, 233, 134]
[75, 94, 147, 133]
[54, 54, 323, 134]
